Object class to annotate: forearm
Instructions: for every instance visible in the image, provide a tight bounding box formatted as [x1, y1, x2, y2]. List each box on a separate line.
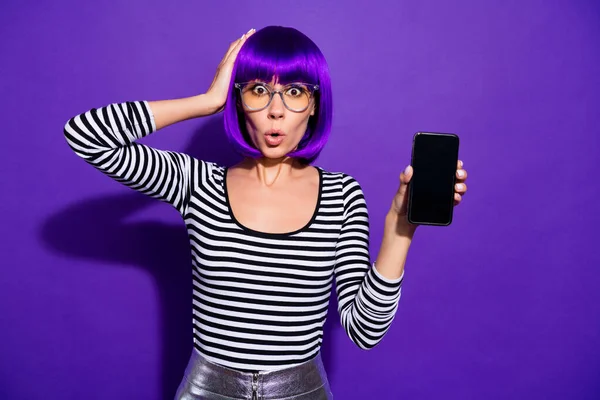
[374, 210, 416, 280]
[334, 178, 406, 349]
[149, 94, 220, 130]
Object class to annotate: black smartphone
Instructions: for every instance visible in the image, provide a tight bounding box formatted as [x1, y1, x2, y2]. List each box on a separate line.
[407, 132, 460, 226]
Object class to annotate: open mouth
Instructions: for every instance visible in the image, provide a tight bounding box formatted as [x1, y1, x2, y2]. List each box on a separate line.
[266, 130, 284, 137]
[265, 131, 285, 145]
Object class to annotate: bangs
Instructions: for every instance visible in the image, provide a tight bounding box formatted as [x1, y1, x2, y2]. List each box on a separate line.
[234, 27, 320, 85]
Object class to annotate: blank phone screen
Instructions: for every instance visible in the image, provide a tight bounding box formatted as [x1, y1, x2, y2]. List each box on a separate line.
[408, 132, 459, 226]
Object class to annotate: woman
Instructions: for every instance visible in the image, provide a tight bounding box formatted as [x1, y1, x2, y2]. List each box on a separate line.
[64, 26, 468, 400]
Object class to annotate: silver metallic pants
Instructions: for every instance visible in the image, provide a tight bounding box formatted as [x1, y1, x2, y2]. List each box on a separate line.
[174, 349, 334, 400]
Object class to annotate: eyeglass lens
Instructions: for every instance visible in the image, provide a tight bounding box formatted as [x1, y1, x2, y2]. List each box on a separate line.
[240, 83, 313, 111]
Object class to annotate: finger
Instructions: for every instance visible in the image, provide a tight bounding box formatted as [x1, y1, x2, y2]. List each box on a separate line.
[224, 29, 255, 65]
[221, 38, 242, 66]
[395, 165, 413, 201]
[454, 192, 462, 205]
[456, 168, 467, 181]
[399, 165, 413, 184]
[454, 182, 467, 194]
[221, 37, 244, 65]
[221, 29, 254, 66]
[457, 159, 463, 169]
[222, 39, 245, 67]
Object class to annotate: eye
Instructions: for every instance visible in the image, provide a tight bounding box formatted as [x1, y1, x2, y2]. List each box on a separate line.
[285, 85, 307, 97]
[250, 84, 270, 96]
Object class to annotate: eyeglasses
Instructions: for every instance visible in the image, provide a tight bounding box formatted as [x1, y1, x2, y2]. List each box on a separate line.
[234, 81, 319, 112]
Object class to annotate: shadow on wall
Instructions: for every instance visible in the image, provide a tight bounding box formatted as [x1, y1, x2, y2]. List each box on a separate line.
[40, 114, 341, 399]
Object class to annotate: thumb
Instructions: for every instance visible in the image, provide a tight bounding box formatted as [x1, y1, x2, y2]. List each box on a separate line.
[399, 165, 413, 184]
[397, 165, 413, 194]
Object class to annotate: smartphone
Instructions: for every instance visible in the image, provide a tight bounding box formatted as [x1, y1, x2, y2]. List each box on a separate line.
[407, 132, 460, 226]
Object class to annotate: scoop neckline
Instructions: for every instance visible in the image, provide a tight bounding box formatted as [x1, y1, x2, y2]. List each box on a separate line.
[222, 165, 324, 238]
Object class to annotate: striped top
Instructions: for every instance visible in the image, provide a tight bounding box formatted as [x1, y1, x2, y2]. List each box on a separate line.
[64, 100, 404, 372]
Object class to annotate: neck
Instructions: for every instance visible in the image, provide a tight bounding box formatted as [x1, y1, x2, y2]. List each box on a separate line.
[242, 157, 298, 187]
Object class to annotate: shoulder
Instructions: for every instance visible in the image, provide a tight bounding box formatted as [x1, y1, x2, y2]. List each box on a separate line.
[316, 166, 367, 212]
[201, 159, 225, 173]
[317, 166, 364, 193]
[180, 158, 227, 189]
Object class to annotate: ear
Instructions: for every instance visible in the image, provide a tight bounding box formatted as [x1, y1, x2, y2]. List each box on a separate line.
[310, 104, 316, 116]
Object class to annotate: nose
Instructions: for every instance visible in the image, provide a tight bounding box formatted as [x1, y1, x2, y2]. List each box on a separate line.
[267, 92, 285, 120]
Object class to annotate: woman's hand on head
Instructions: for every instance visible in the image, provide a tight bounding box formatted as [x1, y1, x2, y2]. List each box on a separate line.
[205, 28, 256, 114]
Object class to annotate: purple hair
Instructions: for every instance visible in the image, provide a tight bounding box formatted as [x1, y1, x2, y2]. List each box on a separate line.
[223, 26, 333, 165]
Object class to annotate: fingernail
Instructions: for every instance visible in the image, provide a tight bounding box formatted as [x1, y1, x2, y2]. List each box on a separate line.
[404, 165, 411, 175]
[457, 170, 464, 178]
[456, 183, 464, 190]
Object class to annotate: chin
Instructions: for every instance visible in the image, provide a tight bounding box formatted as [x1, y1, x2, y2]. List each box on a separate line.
[259, 147, 292, 159]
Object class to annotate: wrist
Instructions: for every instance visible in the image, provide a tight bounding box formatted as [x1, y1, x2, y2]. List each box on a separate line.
[193, 93, 223, 117]
[386, 209, 417, 238]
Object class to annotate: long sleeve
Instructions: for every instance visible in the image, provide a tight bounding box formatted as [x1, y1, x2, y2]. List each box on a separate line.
[63, 101, 192, 215]
[334, 174, 404, 349]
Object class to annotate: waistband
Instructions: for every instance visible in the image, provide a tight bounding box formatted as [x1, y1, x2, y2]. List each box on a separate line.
[178, 348, 331, 399]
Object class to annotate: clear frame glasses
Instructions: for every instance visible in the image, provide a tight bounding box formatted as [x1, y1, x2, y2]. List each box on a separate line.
[234, 81, 319, 112]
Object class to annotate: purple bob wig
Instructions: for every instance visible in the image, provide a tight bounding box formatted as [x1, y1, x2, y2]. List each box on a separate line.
[223, 26, 333, 164]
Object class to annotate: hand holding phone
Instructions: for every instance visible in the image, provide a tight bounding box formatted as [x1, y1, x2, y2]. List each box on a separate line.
[407, 132, 460, 226]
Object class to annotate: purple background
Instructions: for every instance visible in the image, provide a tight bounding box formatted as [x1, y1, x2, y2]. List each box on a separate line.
[2, 1, 599, 399]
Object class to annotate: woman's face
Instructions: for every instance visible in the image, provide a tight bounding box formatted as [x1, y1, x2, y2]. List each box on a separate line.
[240, 78, 315, 160]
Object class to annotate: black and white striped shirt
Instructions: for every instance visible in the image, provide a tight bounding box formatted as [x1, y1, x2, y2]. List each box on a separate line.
[64, 100, 404, 372]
